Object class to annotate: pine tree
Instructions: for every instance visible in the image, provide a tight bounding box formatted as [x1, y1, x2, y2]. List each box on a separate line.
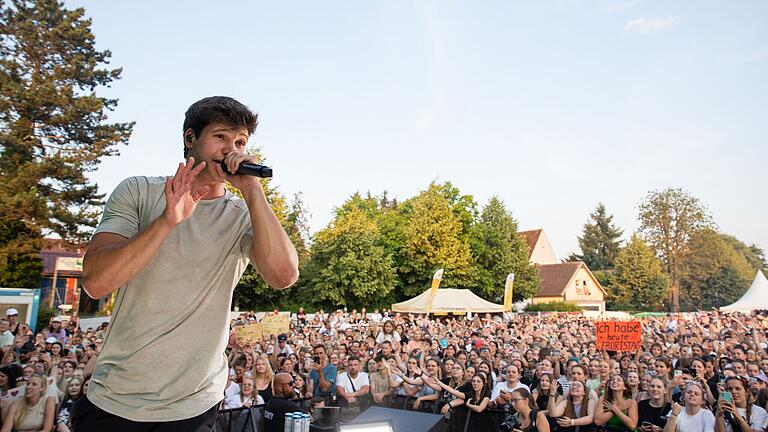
[570, 203, 623, 270]
[0, 0, 133, 286]
[470, 197, 539, 301]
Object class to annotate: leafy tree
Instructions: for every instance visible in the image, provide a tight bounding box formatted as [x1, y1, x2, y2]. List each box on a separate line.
[720, 233, 767, 279]
[525, 301, 582, 312]
[609, 235, 668, 311]
[230, 151, 310, 310]
[680, 229, 754, 310]
[569, 203, 623, 270]
[397, 184, 475, 298]
[299, 207, 396, 308]
[470, 197, 538, 301]
[0, 0, 133, 286]
[638, 188, 714, 312]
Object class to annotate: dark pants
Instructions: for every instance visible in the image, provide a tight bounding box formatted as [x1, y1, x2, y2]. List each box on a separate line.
[71, 395, 220, 432]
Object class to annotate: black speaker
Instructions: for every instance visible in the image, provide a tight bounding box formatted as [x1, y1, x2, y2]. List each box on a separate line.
[345, 406, 445, 432]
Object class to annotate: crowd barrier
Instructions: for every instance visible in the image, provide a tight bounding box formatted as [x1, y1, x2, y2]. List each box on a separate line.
[214, 395, 517, 432]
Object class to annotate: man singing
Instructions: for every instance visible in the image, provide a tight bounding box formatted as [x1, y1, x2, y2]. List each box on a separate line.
[76, 96, 299, 431]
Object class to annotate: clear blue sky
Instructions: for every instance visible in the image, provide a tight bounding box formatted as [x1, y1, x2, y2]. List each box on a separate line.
[68, 0, 768, 258]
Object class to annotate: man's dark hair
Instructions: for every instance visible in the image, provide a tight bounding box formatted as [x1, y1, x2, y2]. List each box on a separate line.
[182, 96, 258, 157]
[313, 344, 326, 354]
[348, 355, 361, 363]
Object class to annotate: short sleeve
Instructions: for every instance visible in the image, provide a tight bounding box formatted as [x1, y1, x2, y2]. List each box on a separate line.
[94, 177, 143, 239]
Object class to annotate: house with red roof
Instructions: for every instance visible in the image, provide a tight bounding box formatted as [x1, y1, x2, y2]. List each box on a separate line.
[519, 229, 607, 312]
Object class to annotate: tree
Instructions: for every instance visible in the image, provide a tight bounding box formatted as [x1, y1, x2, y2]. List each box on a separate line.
[470, 197, 538, 301]
[0, 0, 133, 286]
[299, 207, 396, 308]
[609, 235, 668, 311]
[638, 188, 714, 312]
[569, 203, 623, 270]
[720, 233, 768, 279]
[680, 229, 754, 310]
[397, 184, 475, 298]
[230, 150, 310, 310]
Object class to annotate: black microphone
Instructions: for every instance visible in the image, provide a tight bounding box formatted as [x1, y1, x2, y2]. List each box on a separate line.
[220, 160, 273, 178]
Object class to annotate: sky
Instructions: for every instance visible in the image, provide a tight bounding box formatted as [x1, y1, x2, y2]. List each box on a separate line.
[66, 0, 768, 259]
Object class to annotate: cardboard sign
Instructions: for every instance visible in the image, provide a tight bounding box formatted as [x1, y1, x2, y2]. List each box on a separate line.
[596, 321, 642, 351]
[261, 315, 290, 337]
[234, 324, 263, 343]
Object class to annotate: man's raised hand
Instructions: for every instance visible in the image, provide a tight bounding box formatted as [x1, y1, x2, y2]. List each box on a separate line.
[163, 157, 210, 226]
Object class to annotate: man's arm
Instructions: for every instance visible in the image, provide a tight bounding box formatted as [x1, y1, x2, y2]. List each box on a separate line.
[243, 185, 299, 289]
[83, 160, 210, 299]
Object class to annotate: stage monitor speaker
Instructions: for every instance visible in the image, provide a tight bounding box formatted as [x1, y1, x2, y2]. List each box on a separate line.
[345, 406, 444, 432]
[338, 420, 394, 432]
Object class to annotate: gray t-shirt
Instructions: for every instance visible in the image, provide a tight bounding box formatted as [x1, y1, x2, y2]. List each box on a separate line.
[87, 176, 253, 421]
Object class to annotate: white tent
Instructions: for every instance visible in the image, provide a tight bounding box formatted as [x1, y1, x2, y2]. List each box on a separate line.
[391, 288, 504, 314]
[721, 271, 768, 312]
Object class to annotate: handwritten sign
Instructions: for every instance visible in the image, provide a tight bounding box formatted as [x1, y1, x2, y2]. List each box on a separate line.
[235, 324, 263, 343]
[262, 315, 290, 337]
[596, 321, 642, 351]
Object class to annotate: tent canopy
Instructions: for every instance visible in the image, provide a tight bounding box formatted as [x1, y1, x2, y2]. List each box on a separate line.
[391, 288, 504, 314]
[721, 271, 768, 312]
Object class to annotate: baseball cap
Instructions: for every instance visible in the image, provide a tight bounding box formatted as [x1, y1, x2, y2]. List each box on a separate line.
[5, 308, 17, 316]
[277, 334, 287, 342]
[52, 317, 62, 323]
[45, 336, 57, 344]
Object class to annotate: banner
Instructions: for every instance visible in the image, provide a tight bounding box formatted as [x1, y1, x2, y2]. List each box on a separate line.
[234, 324, 263, 343]
[262, 315, 290, 337]
[596, 321, 642, 351]
[56, 257, 83, 272]
[503, 273, 515, 312]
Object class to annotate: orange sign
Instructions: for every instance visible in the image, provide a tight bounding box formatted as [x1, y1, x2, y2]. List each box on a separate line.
[596, 321, 642, 351]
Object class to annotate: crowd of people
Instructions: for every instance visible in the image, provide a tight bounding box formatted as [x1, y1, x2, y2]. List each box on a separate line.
[226, 308, 768, 432]
[2, 306, 768, 431]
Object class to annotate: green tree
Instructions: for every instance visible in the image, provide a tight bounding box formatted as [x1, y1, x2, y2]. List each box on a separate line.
[638, 188, 714, 312]
[680, 229, 754, 310]
[470, 197, 538, 301]
[397, 184, 475, 298]
[0, 0, 133, 286]
[610, 235, 669, 311]
[230, 151, 310, 311]
[720, 234, 768, 279]
[299, 207, 396, 308]
[569, 203, 623, 270]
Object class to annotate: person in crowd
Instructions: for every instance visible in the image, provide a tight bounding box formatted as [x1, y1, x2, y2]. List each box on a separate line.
[264, 373, 309, 432]
[715, 375, 768, 432]
[55, 377, 83, 432]
[664, 381, 715, 432]
[548, 379, 595, 431]
[223, 372, 242, 410]
[253, 353, 275, 403]
[627, 371, 641, 400]
[533, 372, 559, 412]
[336, 355, 370, 409]
[504, 388, 550, 432]
[239, 377, 264, 408]
[375, 320, 401, 345]
[1, 373, 55, 432]
[637, 376, 671, 431]
[490, 363, 530, 409]
[367, 357, 392, 406]
[309, 344, 337, 404]
[595, 374, 638, 431]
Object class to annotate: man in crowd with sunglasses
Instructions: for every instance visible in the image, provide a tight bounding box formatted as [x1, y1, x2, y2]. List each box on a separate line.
[265, 372, 309, 432]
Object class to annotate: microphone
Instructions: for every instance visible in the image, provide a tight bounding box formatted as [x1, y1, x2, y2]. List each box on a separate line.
[220, 160, 273, 178]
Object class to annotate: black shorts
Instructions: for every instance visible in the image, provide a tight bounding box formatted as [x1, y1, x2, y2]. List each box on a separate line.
[71, 395, 219, 432]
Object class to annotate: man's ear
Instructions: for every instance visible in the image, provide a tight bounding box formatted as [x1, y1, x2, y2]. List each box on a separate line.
[184, 128, 196, 153]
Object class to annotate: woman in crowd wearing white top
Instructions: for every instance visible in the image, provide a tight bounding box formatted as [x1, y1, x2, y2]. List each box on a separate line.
[375, 320, 400, 345]
[238, 377, 264, 408]
[663, 381, 715, 432]
[1, 373, 55, 432]
[715, 375, 768, 432]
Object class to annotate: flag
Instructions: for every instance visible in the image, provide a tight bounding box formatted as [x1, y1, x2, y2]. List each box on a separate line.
[504, 273, 515, 311]
[427, 269, 444, 313]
